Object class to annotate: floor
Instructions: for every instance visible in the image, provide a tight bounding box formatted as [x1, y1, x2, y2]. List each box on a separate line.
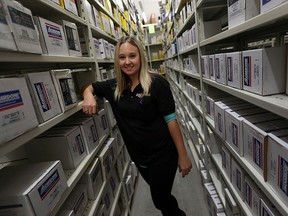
[130, 144, 210, 216]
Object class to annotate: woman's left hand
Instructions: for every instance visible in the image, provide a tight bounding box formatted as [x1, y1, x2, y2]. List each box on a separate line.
[178, 155, 192, 177]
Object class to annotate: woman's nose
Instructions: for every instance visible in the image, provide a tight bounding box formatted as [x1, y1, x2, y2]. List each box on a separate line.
[125, 57, 131, 64]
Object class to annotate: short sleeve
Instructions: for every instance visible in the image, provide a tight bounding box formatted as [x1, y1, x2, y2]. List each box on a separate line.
[151, 75, 175, 116]
[92, 78, 116, 101]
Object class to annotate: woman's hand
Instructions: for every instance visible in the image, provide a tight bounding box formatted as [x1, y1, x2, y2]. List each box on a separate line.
[82, 85, 97, 115]
[178, 154, 192, 177]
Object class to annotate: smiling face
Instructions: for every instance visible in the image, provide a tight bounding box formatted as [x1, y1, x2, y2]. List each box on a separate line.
[118, 42, 141, 78]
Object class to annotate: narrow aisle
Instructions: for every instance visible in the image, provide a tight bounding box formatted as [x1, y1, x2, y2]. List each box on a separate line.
[130, 146, 210, 216]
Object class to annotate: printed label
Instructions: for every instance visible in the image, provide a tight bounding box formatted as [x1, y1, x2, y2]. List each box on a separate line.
[34, 82, 51, 112]
[1, 110, 24, 127]
[37, 170, 60, 200]
[279, 156, 288, 196]
[8, 6, 35, 29]
[253, 137, 262, 168]
[90, 124, 98, 142]
[209, 58, 214, 77]
[215, 58, 220, 79]
[45, 22, 62, 40]
[227, 57, 233, 81]
[0, 90, 23, 111]
[59, 78, 76, 106]
[244, 56, 251, 87]
[245, 183, 252, 207]
[65, 26, 80, 51]
[228, 0, 243, 18]
[75, 134, 85, 155]
[101, 114, 108, 130]
[232, 123, 238, 147]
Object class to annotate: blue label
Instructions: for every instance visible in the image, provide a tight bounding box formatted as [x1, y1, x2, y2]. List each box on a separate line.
[8, 6, 34, 29]
[244, 56, 251, 87]
[279, 157, 288, 195]
[37, 170, 60, 200]
[34, 82, 51, 112]
[253, 138, 262, 168]
[245, 183, 252, 207]
[0, 90, 23, 111]
[46, 23, 62, 40]
[262, 0, 271, 6]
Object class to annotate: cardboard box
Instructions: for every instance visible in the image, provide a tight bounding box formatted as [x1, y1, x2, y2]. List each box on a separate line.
[26, 126, 87, 169]
[226, 51, 242, 89]
[243, 118, 288, 180]
[228, 0, 260, 29]
[224, 188, 240, 216]
[26, 71, 62, 123]
[62, 116, 99, 154]
[215, 53, 227, 85]
[104, 100, 116, 128]
[93, 108, 109, 140]
[59, 0, 78, 16]
[61, 184, 88, 216]
[231, 158, 245, 200]
[225, 107, 267, 156]
[0, 0, 17, 51]
[50, 69, 78, 112]
[207, 126, 220, 154]
[34, 16, 69, 56]
[62, 20, 82, 57]
[242, 47, 287, 95]
[261, 0, 288, 13]
[0, 161, 67, 216]
[267, 134, 288, 206]
[204, 183, 217, 212]
[211, 194, 224, 215]
[244, 176, 262, 216]
[0, 77, 38, 145]
[83, 0, 95, 26]
[200, 170, 210, 184]
[2, 0, 42, 53]
[101, 181, 114, 213]
[222, 145, 231, 179]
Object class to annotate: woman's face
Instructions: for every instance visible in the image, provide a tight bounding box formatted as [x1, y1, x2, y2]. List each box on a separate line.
[118, 42, 141, 77]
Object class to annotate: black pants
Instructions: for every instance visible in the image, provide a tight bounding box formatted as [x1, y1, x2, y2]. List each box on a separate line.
[136, 151, 183, 216]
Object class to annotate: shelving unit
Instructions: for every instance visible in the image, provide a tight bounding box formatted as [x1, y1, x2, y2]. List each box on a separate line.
[0, 0, 140, 215]
[164, 0, 288, 215]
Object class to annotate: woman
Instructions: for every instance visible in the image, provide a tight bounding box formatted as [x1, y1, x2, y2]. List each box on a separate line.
[82, 35, 192, 216]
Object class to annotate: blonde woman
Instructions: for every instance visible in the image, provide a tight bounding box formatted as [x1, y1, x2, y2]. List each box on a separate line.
[82, 36, 192, 216]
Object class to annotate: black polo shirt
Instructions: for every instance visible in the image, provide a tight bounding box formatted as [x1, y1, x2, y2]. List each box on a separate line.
[92, 74, 177, 165]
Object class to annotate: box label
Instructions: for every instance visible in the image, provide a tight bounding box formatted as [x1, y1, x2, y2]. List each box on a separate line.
[217, 113, 222, 132]
[227, 57, 233, 81]
[209, 58, 214, 77]
[279, 156, 288, 196]
[215, 58, 220, 79]
[232, 123, 238, 147]
[244, 56, 252, 87]
[245, 183, 253, 207]
[76, 134, 85, 154]
[59, 78, 76, 106]
[8, 6, 34, 29]
[65, 25, 80, 52]
[37, 170, 60, 200]
[34, 82, 51, 112]
[90, 124, 98, 142]
[262, 0, 271, 6]
[101, 114, 108, 130]
[0, 90, 23, 111]
[46, 22, 63, 40]
[253, 137, 262, 168]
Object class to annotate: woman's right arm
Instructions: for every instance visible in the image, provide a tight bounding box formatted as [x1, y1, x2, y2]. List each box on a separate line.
[82, 84, 97, 115]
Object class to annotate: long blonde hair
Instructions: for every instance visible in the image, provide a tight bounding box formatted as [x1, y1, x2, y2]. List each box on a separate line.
[114, 36, 152, 100]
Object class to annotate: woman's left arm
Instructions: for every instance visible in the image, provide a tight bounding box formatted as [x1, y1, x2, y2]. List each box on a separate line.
[167, 119, 192, 177]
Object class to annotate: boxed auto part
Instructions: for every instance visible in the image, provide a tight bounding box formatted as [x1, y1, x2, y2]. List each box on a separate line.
[1, 0, 42, 53]
[0, 0, 17, 51]
[0, 161, 67, 216]
[214, 53, 227, 85]
[225, 107, 267, 156]
[60, 184, 88, 216]
[62, 20, 82, 57]
[50, 69, 78, 112]
[244, 119, 288, 180]
[224, 188, 240, 216]
[26, 125, 87, 169]
[267, 134, 288, 206]
[26, 71, 62, 123]
[228, 0, 260, 29]
[0, 77, 38, 145]
[242, 46, 287, 95]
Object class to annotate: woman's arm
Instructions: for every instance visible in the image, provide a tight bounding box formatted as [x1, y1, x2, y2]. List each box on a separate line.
[82, 84, 97, 115]
[167, 119, 192, 177]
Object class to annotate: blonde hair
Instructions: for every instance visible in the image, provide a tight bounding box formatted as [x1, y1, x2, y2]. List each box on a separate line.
[114, 36, 152, 100]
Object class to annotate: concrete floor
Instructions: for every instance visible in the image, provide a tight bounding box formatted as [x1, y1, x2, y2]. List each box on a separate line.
[130, 147, 210, 216]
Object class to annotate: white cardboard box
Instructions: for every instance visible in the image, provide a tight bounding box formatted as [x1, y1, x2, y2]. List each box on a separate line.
[211, 194, 224, 216]
[93, 108, 109, 140]
[243, 118, 288, 180]
[34, 16, 69, 56]
[242, 47, 287, 95]
[225, 108, 267, 156]
[224, 188, 240, 216]
[231, 157, 245, 200]
[26, 71, 62, 123]
[261, 0, 288, 13]
[0, 0, 17, 51]
[222, 145, 231, 179]
[26, 126, 87, 169]
[0, 161, 67, 216]
[215, 53, 227, 85]
[2, 0, 42, 53]
[267, 134, 288, 206]
[226, 51, 242, 89]
[61, 184, 88, 216]
[50, 69, 78, 112]
[228, 0, 260, 29]
[61, 0, 79, 16]
[244, 176, 262, 216]
[200, 170, 210, 184]
[62, 116, 99, 154]
[62, 20, 82, 57]
[0, 77, 38, 145]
